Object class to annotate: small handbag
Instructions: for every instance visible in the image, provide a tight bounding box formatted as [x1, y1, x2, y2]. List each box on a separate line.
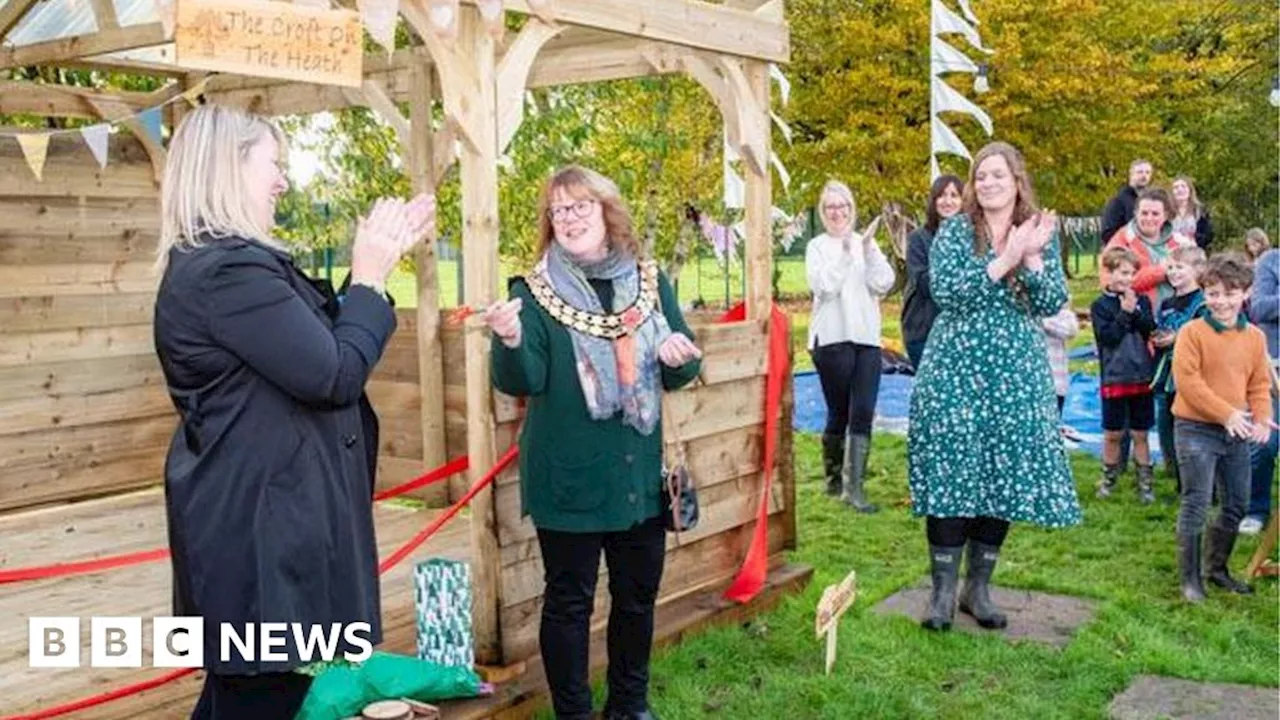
[660, 403, 699, 535]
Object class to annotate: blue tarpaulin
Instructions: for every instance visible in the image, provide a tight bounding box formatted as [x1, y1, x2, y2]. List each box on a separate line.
[792, 370, 1163, 462]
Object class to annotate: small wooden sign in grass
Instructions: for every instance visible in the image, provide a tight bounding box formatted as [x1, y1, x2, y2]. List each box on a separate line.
[814, 569, 857, 675]
[175, 0, 363, 87]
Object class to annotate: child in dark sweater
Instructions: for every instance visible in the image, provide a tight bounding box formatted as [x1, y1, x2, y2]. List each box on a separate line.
[1150, 245, 1208, 487]
[1092, 247, 1158, 503]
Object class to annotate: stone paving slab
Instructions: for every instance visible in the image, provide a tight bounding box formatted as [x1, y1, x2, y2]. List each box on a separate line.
[872, 579, 1097, 647]
[1108, 675, 1279, 720]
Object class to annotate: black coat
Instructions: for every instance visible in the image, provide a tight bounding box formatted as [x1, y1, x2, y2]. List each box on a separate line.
[1090, 291, 1157, 386]
[1100, 185, 1138, 245]
[153, 235, 396, 675]
[901, 227, 939, 347]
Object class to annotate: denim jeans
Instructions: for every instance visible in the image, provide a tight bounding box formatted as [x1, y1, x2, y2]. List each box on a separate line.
[1247, 394, 1280, 521]
[1156, 392, 1178, 472]
[1175, 418, 1252, 536]
[536, 515, 666, 719]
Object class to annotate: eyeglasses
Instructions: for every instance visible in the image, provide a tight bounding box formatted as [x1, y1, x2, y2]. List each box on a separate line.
[546, 198, 597, 223]
[823, 202, 851, 213]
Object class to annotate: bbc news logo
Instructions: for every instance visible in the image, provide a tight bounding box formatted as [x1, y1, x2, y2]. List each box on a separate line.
[29, 617, 373, 668]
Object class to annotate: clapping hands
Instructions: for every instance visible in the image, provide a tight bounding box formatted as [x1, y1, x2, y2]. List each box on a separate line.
[1007, 210, 1057, 271]
[351, 194, 437, 292]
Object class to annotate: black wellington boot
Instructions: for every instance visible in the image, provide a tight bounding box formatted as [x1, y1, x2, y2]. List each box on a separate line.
[821, 433, 844, 497]
[1205, 526, 1253, 595]
[921, 545, 962, 632]
[958, 541, 1008, 629]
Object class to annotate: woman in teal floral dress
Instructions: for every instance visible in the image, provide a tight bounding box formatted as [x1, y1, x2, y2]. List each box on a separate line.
[908, 142, 1082, 633]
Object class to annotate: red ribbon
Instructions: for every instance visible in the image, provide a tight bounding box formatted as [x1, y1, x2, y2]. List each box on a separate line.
[1, 448, 516, 720]
[720, 302, 790, 604]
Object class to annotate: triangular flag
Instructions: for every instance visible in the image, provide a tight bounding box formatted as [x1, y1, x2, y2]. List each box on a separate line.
[358, 0, 398, 56]
[723, 160, 745, 210]
[137, 107, 165, 145]
[931, 36, 978, 77]
[723, 133, 741, 164]
[932, 78, 993, 135]
[80, 124, 111, 169]
[17, 133, 51, 181]
[476, 0, 504, 40]
[768, 63, 791, 106]
[427, 0, 459, 40]
[930, 114, 971, 160]
[769, 109, 793, 145]
[956, 0, 980, 25]
[930, 154, 941, 182]
[931, 0, 990, 54]
[770, 151, 791, 190]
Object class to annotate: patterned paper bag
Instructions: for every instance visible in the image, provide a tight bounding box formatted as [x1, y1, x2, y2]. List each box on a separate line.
[413, 558, 474, 668]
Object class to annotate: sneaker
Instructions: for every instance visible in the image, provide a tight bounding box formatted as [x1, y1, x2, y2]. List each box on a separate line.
[1239, 517, 1264, 535]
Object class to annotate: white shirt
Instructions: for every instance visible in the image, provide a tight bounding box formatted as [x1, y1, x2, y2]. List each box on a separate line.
[805, 231, 896, 350]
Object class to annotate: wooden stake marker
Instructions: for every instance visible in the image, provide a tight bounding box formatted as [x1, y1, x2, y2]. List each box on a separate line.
[814, 569, 856, 675]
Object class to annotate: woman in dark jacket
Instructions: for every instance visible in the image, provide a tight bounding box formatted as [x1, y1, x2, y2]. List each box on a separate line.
[482, 165, 702, 720]
[901, 174, 964, 371]
[152, 104, 434, 719]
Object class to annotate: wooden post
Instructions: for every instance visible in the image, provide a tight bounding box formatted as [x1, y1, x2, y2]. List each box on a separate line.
[452, 6, 504, 665]
[742, 59, 772, 323]
[408, 54, 451, 507]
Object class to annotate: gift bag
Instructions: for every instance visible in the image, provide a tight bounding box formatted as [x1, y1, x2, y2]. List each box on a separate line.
[414, 558, 474, 668]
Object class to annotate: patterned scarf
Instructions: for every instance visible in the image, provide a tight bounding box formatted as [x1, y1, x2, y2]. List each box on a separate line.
[537, 242, 671, 435]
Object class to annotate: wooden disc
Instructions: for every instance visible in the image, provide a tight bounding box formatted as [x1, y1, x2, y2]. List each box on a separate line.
[362, 700, 412, 720]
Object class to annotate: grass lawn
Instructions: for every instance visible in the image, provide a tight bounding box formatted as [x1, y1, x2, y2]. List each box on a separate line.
[556, 436, 1279, 719]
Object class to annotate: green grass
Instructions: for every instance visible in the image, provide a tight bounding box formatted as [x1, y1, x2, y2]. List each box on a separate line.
[540, 435, 1278, 719]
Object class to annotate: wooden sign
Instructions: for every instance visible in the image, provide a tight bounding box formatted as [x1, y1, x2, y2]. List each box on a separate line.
[174, 0, 364, 87]
[814, 570, 857, 675]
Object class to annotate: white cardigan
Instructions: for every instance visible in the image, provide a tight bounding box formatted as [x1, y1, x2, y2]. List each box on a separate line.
[805, 231, 896, 350]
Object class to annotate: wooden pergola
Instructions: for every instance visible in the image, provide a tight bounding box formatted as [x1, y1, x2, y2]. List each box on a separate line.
[0, 1, 806, 716]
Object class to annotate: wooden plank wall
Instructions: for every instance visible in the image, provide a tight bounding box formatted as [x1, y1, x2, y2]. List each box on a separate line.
[0, 136, 173, 514]
[416, 314, 795, 664]
[0, 137, 444, 515]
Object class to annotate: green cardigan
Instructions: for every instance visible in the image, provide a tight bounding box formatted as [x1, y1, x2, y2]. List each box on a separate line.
[490, 270, 701, 533]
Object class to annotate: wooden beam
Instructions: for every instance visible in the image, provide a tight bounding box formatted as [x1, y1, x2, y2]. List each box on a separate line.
[495, 18, 566, 151]
[89, 0, 121, 30]
[461, 0, 789, 63]
[0, 22, 169, 70]
[0, 0, 40, 41]
[742, 59, 772, 322]
[0, 80, 158, 118]
[85, 96, 168, 185]
[714, 55, 768, 177]
[402, 3, 485, 153]
[450, 7, 504, 665]
[342, 79, 412, 149]
[406, 56, 451, 504]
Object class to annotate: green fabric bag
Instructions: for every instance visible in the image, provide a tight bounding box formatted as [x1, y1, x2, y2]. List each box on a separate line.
[293, 651, 485, 720]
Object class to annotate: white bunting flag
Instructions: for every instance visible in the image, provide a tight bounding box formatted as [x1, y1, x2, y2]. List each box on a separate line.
[931, 36, 978, 76]
[956, 0, 980, 25]
[80, 124, 111, 169]
[930, 154, 941, 182]
[930, 115, 971, 160]
[770, 109, 793, 145]
[723, 159, 745, 210]
[931, 0, 990, 53]
[17, 133, 50, 181]
[932, 78, 993, 135]
[358, 0, 399, 56]
[770, 151, 791, 190]
[769, 63, 791, 106]
[427, 0, 459, 40]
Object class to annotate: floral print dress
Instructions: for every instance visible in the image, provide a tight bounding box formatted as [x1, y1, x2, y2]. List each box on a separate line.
[908, 214, 1083, 527]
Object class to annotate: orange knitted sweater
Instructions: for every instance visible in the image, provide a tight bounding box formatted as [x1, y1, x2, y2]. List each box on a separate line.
[1171, 317, 1274, 426]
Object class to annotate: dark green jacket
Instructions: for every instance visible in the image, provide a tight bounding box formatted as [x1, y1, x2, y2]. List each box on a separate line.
[491, 270, 701, 533]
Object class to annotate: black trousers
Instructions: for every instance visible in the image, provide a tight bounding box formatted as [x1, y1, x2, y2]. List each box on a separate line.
[812, 341, 882, 437]
[191, 670, 312, 720]
[536, 515, 667, 720]
[926, 516, 1011, 548]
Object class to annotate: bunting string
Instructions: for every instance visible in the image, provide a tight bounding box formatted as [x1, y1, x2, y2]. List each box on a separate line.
[0, 76, 211, 181]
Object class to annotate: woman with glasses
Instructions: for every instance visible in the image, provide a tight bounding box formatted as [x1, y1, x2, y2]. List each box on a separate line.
[805, 179, 895, 512]
[481, 165, 702, 720]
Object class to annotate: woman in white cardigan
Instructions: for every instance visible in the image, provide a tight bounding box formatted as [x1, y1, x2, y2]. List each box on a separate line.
[806, 179, 896, 512]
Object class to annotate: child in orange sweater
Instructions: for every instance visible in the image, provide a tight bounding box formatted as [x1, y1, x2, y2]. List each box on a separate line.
[1171, 252, 1274, 603]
